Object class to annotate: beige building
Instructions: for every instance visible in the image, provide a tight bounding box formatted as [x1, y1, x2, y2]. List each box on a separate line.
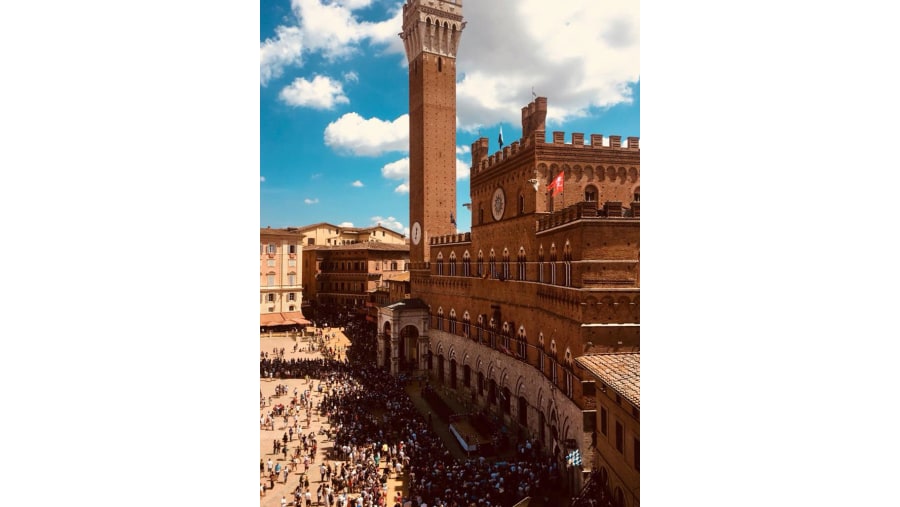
[302, 242, 410, 315]
[291, 222, 407, 247]
[574, 352, 640, 507]
[368, 271, 411, 323]
[260, 227, 310, 329]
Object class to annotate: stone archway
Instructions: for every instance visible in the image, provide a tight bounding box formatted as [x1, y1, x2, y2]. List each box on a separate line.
[517, 395, 528, 426]
[539, 411, 546, 444]
[450, 358, 458, 389]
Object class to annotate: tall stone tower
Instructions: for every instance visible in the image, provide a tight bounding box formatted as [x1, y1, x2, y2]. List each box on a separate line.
[400, 0, 465, 266]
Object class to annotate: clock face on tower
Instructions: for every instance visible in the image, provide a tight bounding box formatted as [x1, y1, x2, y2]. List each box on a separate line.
[492, 187, 506, 221]
[411, 222, 422, 245]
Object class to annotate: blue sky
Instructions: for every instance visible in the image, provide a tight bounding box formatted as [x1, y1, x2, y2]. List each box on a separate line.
[261, 0, 640, 235]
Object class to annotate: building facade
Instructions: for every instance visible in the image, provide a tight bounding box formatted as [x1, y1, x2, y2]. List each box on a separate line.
[260, 227, 310, 329]
[379, 105, 641, 493]
[376, 0, 640, 498]
[302, 242, 410, 319]
[575, 353, 640, 507]
[291, 222, 407, 247]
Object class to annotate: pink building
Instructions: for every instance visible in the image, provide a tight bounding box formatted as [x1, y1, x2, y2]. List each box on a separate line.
[260, 227, 310, 331]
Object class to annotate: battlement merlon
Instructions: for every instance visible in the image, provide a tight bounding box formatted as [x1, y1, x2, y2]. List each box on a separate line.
[476, 129, 639, 173]
[522, 96, 548, 139]
[546, 132, 640, 149]
[470, 137, 489, 170]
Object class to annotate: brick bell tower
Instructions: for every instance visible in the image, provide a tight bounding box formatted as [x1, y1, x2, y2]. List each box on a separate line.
[400, 0, 465, 267]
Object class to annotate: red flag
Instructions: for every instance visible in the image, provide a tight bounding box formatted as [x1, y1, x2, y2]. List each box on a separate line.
[547, 171, 564, 196]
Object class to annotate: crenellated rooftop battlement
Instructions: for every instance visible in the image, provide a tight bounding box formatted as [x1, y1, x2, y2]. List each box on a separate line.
[471, 129, 640, 175]
[469, 97, 639, 176]
[429, 231, 472, 246]
[536, 200, 640, 233]
[469, 97, 641, 175]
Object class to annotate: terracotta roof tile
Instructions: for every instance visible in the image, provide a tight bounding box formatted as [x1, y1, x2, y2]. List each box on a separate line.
[575, 352, 640, 408]
[383, 272, 411, 282]
[260, 228, 307, 237]
[384, 298, 429, 310]
[306, 243, 409, 252]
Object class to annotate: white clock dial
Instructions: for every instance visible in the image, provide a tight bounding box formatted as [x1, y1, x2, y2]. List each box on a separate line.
[492, 187, 506, 221]
[411, 222, 422, 245]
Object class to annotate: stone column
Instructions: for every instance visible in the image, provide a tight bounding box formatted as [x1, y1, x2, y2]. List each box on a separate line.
[418, 333, 430, 373]
[390, 333, 399, 376]
[376, 332, 386, 369]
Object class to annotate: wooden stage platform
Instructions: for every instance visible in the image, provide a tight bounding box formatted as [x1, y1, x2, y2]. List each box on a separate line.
[448, 417, 482, 453]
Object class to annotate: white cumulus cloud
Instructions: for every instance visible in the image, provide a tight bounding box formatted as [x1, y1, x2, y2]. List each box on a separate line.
[279, 75, 350, 109]
[456, 158, 470, 181]
[264, 1, 637, 133]
[343, 71, 359, 83]
[352, 180, 364, 187]
[370, 216, 406, 235]
[378, 155, 465, 190]
[324, 113, 408, 156]
[338, 221, 354, 227]
[335, 0, 373, 9]
[261, 1, 402, 87]
[359, 6, 405, 57]
[304, 198, 319, 205]
[260, 26, 303, 86]
[289, 0, 404, 61]
[455, 0, 640, 130]
[381, 158, 409, 193]
[380, 157, 408, 180]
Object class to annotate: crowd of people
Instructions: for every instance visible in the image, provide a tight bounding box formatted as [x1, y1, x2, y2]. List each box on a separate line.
[261, 318, 577, 507]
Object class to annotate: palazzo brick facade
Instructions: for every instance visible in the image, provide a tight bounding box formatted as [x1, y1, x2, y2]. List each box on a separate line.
[379, 0, 639, 501]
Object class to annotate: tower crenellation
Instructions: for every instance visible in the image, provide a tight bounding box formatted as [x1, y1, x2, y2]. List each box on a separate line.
[470, 137, 488, 170]
[521, 96, 548, 139]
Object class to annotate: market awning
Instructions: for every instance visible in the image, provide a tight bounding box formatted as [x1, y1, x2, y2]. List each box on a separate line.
[260, 312, 311, 327]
